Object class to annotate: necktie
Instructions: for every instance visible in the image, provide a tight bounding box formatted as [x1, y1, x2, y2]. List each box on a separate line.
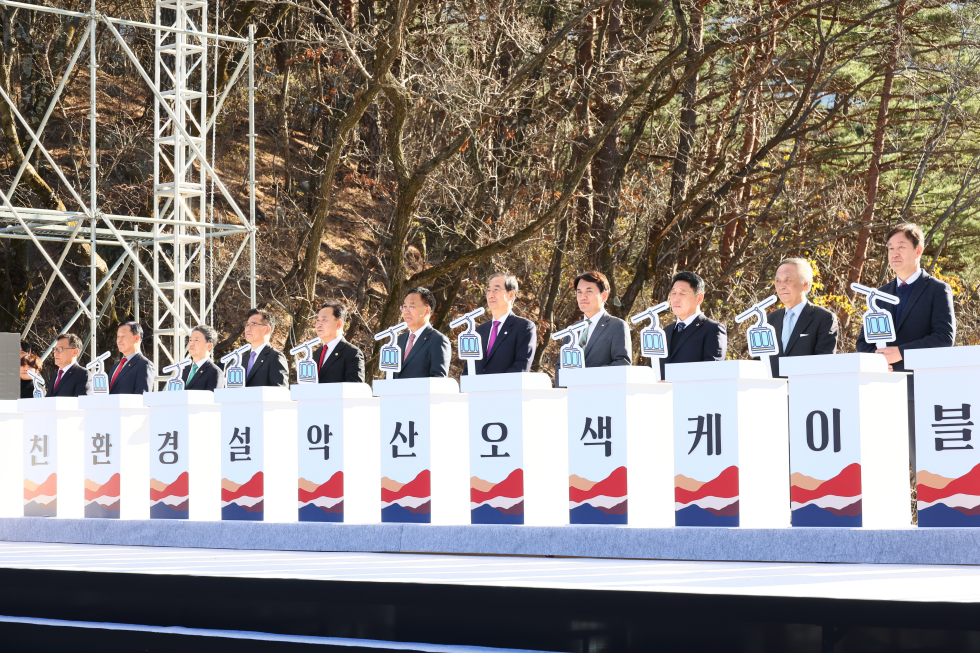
[319, 345, 329, 369]
[782, 311, 795, 351]
[246, 351, 257, 376]
[579, 319, 592, 347]
[405, 333, 417, 358]
[187, 363, 199, 382]
[487, 321, 501, 353]
[54, 369, 63, 390]
[676, 321, 686, 334]
[110, 358, 127, 388]
[895, 281, 910, 324]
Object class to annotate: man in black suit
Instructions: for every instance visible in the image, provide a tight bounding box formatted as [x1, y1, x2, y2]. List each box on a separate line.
[659, 271, 727, 378]
[181, 325, 226, 391]
[108, 321, 155, 395]
[465, 272, 536, 375]
[856, 223, 955, 464]
[46, 332, 91, 397]
[765, 258, 839, 377]
[312, 301, 365, 383]
[554, 270, 631, 387]
[392, 287, 452, 379]
[241, 308, 290, 388]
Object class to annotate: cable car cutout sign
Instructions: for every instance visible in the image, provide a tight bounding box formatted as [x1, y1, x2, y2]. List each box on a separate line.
[162, 357, 194, 391]
[220, 344, 253, 389]
[290, 337, 322, 384]
[552, 320, 589, 370]
[736, 295, 779, 377]
[87, 351, 112, 394]
[630, 301, 670, 380]
[374, 322, 409, 379]
[27, 370, 45, 399]
[450, 308, 485, 376]
[851, 283, 900, 349]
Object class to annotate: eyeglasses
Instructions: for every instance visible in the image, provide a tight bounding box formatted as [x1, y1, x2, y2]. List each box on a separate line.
[243, 320, 267, 330]
[52, 347, 77, 354]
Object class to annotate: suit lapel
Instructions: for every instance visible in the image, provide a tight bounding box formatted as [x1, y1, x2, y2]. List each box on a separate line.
[246, 348, 267, 380]
[185, 360, 207, 389]
[112, 353, 141, 387]
[583, 315, 609, 359]
[320, 340, 346, 374]
[56, 364, 80, 394]
[403, 326, 431, 368]
[785, 304, 815, 354]
[670, 315, 701, 358]
[484, 315, 514, 362]
[897, 272, 929, 330]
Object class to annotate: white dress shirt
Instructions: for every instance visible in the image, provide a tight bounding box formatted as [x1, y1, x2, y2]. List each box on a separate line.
[582, 309, 606, 347]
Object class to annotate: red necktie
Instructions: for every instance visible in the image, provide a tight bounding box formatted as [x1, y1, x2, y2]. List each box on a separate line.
[53, 369, 64, 390]
[319, 345, 328, 369]
[404, 333, 417, 358]
[110, 358, 127, 388]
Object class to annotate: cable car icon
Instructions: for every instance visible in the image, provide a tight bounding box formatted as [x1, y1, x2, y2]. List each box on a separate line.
[851, 283, 900, 348]
[220, 344, 253, 389]
[162, 357, 194, 391]
[552, 320, 589, 370]
[87, 351, 112, 394]
[736, 295, 779, 375]
[374, 322, 409, 379]
[449, 308, 485, 376]
[289, 337, 322, 384]
[630, 301, 670, 379]
[27, 370, 45, 399]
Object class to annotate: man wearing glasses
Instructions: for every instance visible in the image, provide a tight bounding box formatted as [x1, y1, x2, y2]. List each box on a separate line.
[241, 308, 289, 388]
[311, 300, 365, 383]
[392, 287, 452, 379]
[46, 332, 92, 397]
[554, 270, 631, 387]
[464, 272, 536, 375]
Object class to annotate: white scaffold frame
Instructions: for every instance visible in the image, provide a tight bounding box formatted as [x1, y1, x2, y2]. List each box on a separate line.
[0, 0, 257, 383]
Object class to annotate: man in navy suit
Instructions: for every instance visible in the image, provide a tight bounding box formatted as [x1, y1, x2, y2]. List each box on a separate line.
[241, 308, 290, 388]
[108, 321, 155, 395]
[312, 301, 365, 383]
[660, 271, 727, 379]
[765, 258, 839, 377]
[554, 270, 631, 387]
[392, 287, 451, 379]
[46, 332, 91, 397]
[181, 325, 226, 392]
[856, 223, 955, 464]
[466, 272, 536, 375]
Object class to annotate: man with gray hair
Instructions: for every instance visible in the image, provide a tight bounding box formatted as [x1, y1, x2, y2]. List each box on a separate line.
[466, 272, 537, 375]
[765, 258, 839, 377]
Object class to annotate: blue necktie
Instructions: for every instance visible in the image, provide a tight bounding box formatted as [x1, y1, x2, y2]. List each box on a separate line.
[782, 310, 795, 351]
[246, 350, 257, 375]
[676, 321, 685, 334]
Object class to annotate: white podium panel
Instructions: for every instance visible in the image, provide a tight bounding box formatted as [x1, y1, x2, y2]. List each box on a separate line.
[461, 373, 567, 526]
[561, 367, 673, 526]
[906, 346, 980, 527]
[216, 387, 297, 522]
[143, 391, 221, 521]
[667, 361, 789, 528]
[373, 378, 468, 525]
[0, 401, 23, 517]
[79, 395, 149, 519]
[291, 383, 380, 523]
[18, 397, 84, 518]
[782, 354, 910, 529]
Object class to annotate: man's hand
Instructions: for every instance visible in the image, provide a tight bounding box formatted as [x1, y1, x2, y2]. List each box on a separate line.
[875, 346, 903, 364]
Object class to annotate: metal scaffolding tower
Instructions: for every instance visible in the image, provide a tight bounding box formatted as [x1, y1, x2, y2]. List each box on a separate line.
[0, 0, 256, 382]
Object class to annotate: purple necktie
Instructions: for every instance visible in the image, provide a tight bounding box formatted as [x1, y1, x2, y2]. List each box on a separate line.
[487, 321, 501, 353]
[246, 350, 257, 375]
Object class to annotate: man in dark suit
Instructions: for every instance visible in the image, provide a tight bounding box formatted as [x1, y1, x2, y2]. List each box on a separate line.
[856, 223, 955, 465]
[46, 332, 91, 397]
[555, 270, 631, 387]
[765, 258, 839, 377]
[108, 321, 155, 395]
[392, 287, 452, 379]
[241, 308, 290, 388]
[659, 271, 727, 378]
[465, 272, 536, 375]
[181, 325, 226, 392]
[312, 301, 365, 383]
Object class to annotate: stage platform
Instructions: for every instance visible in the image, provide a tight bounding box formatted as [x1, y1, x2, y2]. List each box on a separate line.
[1, 518, 980, 566]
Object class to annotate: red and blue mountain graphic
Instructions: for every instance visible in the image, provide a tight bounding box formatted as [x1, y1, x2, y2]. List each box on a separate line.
[85, 474, 120, 519]
[381, 470, 431, 523]
[299, 472, 343, 522]
[24, 474, 56, 517]
[790, 463, 862, 527]
[675, 466, 739, 526]
[222, 472, 263, 521]
[569, 466, 627, 525]
[471, 469, 523, 524]
[917, 464, 980, 527]
[150, 472, 189, 520]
